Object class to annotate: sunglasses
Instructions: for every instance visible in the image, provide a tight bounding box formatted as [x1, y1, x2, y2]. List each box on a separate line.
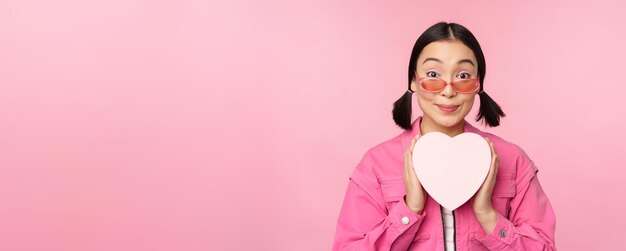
[415, 72, 480, 94]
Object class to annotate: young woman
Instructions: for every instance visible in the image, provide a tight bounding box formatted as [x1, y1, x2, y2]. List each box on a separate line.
[332, 22, 556, 250]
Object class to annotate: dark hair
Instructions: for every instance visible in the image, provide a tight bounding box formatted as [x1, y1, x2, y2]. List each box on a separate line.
[392, 22, 505, 130]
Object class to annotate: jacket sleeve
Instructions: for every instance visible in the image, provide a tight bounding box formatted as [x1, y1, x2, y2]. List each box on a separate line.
[476, 147, 557, 250]
[332, 153, 426, 251]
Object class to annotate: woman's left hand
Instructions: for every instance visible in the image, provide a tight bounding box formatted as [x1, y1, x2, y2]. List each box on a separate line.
[470, 137, 499, 234]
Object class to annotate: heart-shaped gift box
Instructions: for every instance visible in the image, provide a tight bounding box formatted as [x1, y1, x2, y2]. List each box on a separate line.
[412, 132, 492, 211]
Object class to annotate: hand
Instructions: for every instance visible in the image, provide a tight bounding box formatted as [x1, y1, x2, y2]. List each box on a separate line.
[403, 133, 428, 214]
[470, 137, 499, 233]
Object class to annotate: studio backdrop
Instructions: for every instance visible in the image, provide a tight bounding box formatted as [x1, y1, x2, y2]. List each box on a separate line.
[1, 0, 625, 250]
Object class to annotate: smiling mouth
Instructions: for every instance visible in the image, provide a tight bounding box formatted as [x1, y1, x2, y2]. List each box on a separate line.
[436, 104, 459, 112]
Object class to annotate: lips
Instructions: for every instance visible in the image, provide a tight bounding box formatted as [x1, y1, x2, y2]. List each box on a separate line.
[436, 104, 459, 112]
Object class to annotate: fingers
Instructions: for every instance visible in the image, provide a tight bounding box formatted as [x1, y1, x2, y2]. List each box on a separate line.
[403, 150, 410, 180]
[406, 133, 421, 175]
[484, 137, 498, 168]
[404, 154, 414, 181]
[473, 137, 499, 211]
[485, 137, 497, 159]
[486, 138, 499, 178]
[482, 137, 499, 188]
[405, 133, 422, 172]
[404, 133, 422, 186]
[409, 133, 421, 153]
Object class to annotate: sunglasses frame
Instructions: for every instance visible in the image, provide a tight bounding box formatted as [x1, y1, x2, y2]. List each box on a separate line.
[415, 72, 481, 94]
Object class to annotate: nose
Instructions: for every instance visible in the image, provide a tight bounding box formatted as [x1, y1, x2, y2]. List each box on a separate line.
[439, 79, 457, 98]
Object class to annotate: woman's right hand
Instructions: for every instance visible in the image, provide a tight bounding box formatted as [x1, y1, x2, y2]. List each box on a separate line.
[403, 133, 427, 214]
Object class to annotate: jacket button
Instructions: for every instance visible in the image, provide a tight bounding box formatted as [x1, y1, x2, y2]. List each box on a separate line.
[499, 229, 507, 238]
[401, 216, 410, 225]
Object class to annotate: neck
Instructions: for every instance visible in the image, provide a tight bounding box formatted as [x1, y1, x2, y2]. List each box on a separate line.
[419, 116, 465, 137]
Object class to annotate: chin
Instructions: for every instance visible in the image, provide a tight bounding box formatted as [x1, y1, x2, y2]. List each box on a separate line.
[426, 109, 467, 128]
[434, 117, 463, 128]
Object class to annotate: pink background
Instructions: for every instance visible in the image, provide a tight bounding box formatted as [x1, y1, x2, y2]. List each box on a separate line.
[1, 0, 625, 250]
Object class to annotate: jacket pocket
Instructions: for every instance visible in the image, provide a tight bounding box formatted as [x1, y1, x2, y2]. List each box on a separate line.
[491, 176, 516, 219]
[379, 176, 405, 211]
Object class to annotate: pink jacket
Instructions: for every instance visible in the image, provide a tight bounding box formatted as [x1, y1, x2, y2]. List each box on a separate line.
[332, 116, 556, 250]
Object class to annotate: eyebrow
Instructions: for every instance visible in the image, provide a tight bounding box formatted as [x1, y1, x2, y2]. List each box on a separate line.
[422, 57, 475, 67]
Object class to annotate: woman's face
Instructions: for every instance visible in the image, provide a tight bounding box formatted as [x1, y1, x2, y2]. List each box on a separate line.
[410, 40, 479, 129]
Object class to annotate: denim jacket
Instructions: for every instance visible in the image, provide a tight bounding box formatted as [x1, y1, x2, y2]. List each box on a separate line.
[332, 116, 557, 250]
